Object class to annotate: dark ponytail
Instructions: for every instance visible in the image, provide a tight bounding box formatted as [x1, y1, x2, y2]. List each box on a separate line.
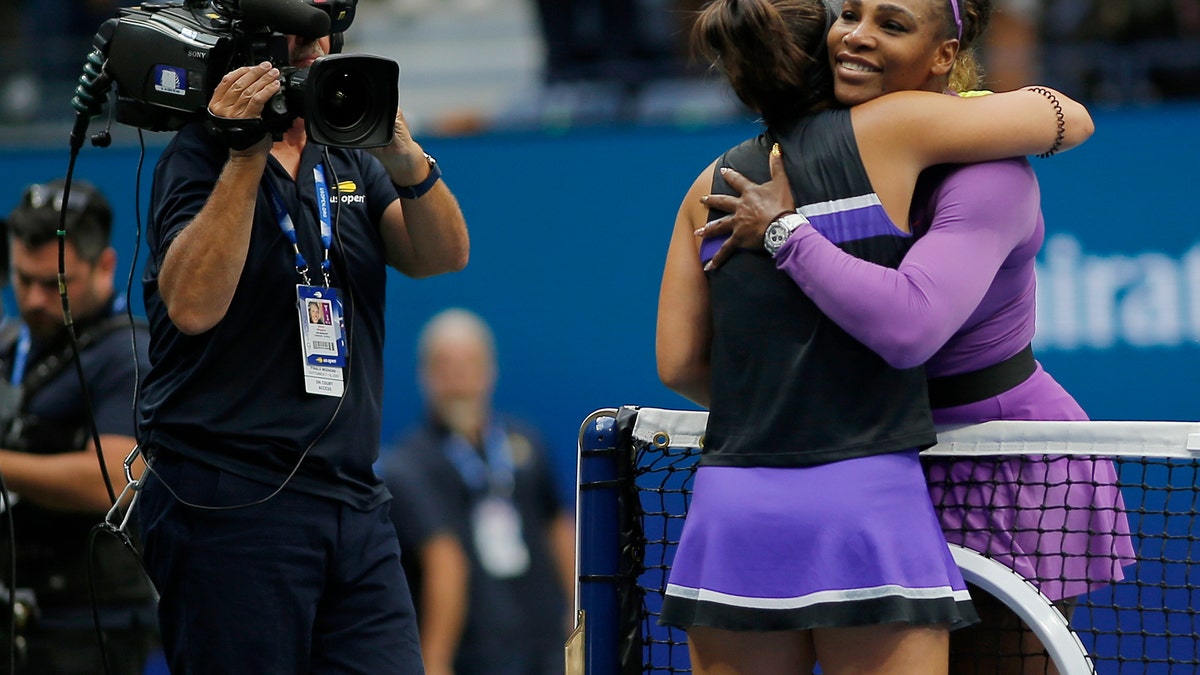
[692, 0, 834, 128]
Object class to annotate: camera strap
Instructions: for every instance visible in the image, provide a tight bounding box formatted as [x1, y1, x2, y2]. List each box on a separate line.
[206, 110, 269, 152]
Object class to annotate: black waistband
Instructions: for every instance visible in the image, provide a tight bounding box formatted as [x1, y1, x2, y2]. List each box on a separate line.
[927, 344, 1036, 410]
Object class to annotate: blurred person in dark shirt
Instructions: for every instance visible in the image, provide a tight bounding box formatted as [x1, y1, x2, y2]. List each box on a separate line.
[383, 308, 574, 675]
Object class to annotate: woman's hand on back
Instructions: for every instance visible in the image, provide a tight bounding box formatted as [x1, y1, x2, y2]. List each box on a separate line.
[696, 144, 797, 271]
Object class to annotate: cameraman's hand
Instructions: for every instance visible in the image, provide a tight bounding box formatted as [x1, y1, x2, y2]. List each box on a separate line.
[367, 108, 430, 187]
[208, 62, 280, 122]
[208, 62, 280, 155]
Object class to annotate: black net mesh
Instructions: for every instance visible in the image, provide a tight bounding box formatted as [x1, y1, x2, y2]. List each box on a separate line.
[633, 440, 697, 674]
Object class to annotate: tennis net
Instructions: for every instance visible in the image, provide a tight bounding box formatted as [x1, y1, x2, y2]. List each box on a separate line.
[574, 406, 1200, 675]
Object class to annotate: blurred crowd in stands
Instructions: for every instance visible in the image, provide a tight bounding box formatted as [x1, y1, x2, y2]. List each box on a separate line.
[1, 0, 1198, 135]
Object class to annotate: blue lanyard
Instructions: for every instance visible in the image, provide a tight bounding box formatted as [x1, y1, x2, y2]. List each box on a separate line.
[444, 422, 516, 497]
[266, 163, 334, 286]
[10, 325, 30, 386]
[10, 293, 127, 386]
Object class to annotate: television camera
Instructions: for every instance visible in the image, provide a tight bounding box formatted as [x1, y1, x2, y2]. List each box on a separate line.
[75, 0, 398, 148]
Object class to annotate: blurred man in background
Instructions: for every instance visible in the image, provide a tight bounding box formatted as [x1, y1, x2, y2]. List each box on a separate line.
[0, 178, 156, 674]
[383, 308, 574, 675]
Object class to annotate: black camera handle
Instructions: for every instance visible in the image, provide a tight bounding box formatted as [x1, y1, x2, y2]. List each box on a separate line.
[206, 111, 272, 151]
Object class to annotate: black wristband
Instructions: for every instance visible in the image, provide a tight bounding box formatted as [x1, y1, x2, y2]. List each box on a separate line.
[206, 110, 269, 152]
[393, 154, 441, 200]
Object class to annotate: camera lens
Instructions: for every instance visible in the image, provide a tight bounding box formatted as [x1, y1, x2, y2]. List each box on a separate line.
[303, 54, 398, 148]
[318, 70, 371, 132]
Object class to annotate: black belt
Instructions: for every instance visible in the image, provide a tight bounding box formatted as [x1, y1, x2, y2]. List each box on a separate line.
[927, 344, 1036, 410]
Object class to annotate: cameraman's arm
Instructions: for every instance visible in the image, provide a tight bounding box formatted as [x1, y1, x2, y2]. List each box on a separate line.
[368, 110, 469, 278]
[159, 63, 278, 335]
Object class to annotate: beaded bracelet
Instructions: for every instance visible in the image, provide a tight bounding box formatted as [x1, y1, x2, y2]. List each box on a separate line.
[1026, 86, 1065, 158]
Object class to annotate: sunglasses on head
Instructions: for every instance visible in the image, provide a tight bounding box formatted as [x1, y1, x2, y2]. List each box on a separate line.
[22, 183, 92, 214]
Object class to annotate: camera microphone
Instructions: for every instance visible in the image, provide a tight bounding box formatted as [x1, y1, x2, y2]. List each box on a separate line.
[240, 0, 331, 39]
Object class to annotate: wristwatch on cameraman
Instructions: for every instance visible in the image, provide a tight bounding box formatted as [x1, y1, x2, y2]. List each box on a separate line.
[763, 212, 809, 256]
[394, 153, 441, 200]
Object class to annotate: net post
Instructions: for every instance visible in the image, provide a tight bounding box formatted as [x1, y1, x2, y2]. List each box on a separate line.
[577, 409, 621, 675]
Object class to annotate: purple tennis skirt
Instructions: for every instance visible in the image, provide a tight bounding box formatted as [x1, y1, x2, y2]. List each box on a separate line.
[926, 365, 1137, 602]
[660, 451, 979, 632]
[926, 454, 1134, 602]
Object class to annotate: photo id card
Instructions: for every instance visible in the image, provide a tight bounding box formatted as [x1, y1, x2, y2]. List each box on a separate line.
[471, 496, 531, 579]
[296, 285, 346, 397]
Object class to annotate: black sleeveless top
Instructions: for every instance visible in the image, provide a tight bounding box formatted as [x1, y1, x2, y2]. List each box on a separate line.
[700, 109, 936, 467]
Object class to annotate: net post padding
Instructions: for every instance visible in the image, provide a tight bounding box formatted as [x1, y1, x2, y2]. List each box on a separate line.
[950, 544, 1095, 674]
[575, 407, 647, 675]
[576, 408, 621, 675]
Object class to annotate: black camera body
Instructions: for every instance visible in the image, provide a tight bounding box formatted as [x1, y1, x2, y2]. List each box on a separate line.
[94, 0, 398, 148]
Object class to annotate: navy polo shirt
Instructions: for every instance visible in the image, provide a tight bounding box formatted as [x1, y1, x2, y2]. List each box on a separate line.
[139, 122, 399, 510]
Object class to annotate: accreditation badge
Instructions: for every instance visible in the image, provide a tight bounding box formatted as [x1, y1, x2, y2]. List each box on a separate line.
[471, 496, 531, 579]
[296, 285, 346, 397]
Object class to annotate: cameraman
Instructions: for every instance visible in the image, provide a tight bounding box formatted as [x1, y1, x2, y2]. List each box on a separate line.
[0, 178, 157, 675]
[135, 15, 470, 675]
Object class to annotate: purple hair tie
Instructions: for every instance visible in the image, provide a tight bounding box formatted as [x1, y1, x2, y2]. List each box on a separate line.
[950, 0, 962, 40]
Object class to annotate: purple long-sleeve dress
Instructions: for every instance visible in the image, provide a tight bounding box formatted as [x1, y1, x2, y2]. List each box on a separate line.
[773, 157, 1135, 602]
